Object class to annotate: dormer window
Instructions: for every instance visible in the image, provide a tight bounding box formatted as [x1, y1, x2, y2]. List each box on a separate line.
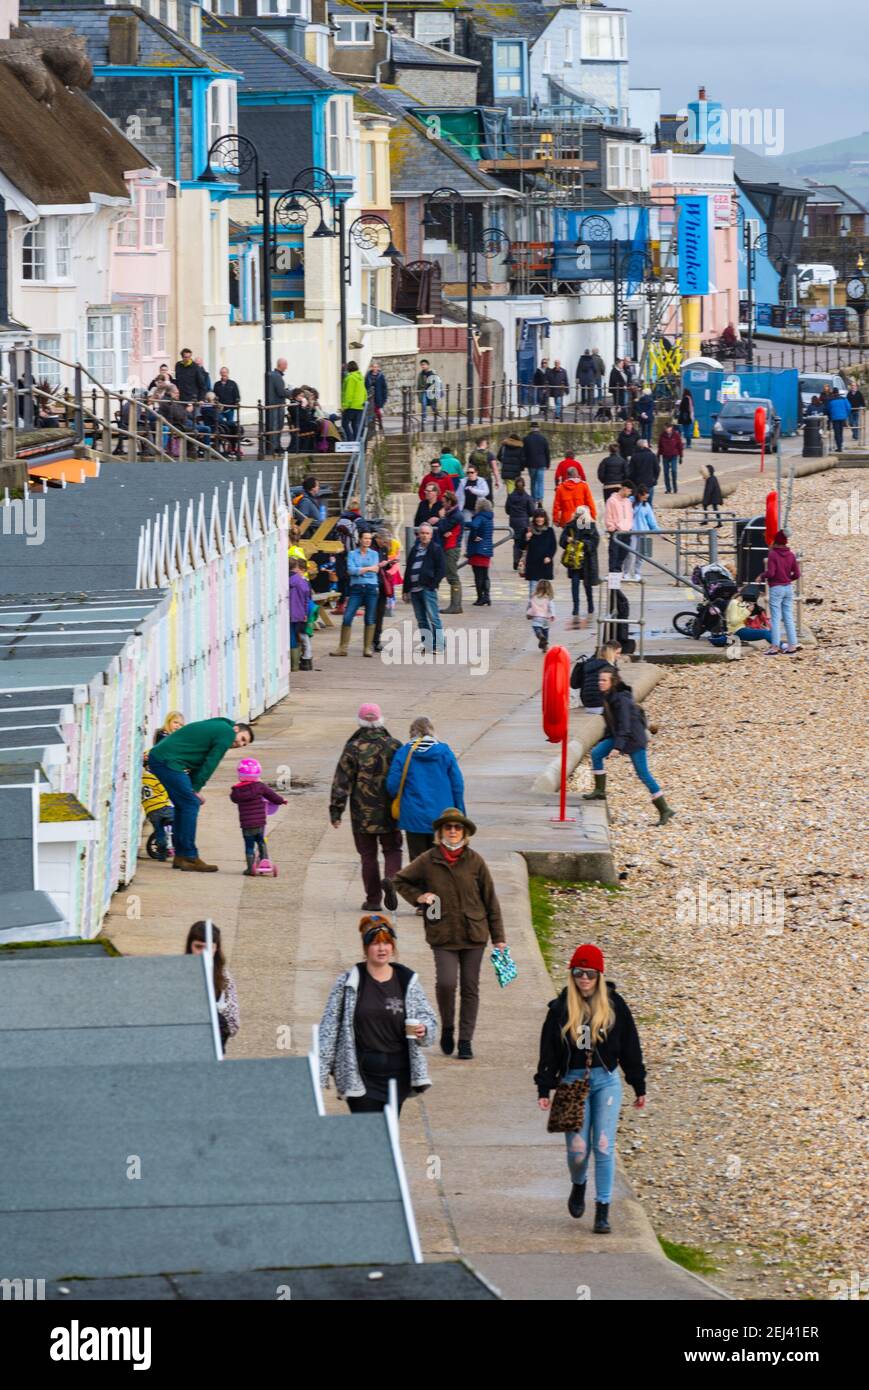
[334, 18, 373, 46]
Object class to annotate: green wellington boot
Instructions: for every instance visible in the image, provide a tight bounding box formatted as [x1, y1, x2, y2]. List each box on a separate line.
[583, 773, 607, 801]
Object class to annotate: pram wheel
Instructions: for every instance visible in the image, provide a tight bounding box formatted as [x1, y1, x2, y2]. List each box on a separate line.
[146, 830, 173, 860]
[673, 610, 698, 637]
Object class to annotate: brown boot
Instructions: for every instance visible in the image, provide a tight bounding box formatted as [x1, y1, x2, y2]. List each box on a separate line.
[330, 624, 351, 657]
[182, 857, 219, 873]
[172, 857, 192, 870]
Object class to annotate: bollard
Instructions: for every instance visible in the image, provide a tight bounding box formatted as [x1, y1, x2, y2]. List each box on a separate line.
[802, 414, 823, 458]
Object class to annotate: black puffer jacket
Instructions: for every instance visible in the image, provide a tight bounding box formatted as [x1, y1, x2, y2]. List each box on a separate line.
[602, 678, 647, 752]
[570, 654, 614, 705]
[617, 426, 639, 457]
[505, 489, 534, 536]
[534, 982, 646, 1097]
[628, 445, 660, 491]
[498, 437, 525, 481]
[598, 450, 629, 489]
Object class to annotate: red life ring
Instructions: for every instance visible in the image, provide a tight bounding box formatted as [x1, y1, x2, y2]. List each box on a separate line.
[542, 645, 570, 743]
[765, 491, 779, 546]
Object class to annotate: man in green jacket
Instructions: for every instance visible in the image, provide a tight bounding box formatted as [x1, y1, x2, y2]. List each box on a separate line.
[148, 717, 253, 872]
[341, 360, 367, 441]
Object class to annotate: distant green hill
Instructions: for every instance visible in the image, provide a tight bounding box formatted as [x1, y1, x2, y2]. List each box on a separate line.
[772, 132, 869, 206]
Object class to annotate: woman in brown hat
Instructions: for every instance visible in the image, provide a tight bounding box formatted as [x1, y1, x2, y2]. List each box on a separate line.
[388, 809, 506, 1060]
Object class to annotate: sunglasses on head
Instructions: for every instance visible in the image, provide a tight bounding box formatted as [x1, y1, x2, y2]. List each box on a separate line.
[572, 967, 599, 980]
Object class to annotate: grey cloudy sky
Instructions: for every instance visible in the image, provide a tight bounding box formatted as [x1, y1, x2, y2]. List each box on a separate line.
[626, 0, 868, 155]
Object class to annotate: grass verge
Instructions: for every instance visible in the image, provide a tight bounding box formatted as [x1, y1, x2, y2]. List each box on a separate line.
[659, 1237, 719, 1276]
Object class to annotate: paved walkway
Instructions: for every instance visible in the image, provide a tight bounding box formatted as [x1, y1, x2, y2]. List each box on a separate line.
[107, 468, 727, 1300]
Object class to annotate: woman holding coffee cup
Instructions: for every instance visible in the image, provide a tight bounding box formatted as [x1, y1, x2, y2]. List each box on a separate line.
[318, 915, 437, 1114]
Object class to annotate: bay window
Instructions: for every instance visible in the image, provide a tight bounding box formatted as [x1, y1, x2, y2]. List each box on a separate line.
[87, 309, 132, 388]
[582, 12, 628, 61]
[207, 79, 238, 151]
[494, 42, 525, 97]
[22, 217, 73, 282]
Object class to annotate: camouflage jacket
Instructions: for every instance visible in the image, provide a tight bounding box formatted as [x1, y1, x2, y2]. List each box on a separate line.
[330, 725, 402, 834]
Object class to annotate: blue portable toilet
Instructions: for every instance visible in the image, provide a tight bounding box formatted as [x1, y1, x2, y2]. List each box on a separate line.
[681, 365, 800, 438]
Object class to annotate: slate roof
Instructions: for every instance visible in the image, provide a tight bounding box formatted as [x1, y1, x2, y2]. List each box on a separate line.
[0, 462, 281, 592]
[0, 1057, 416, 1277]
[362, 86, 515, 197]
[0, 956, 217, 1066]
[733, 145, 806, 194]
[201, 22, 349, 93]
[466, 0, 555, 42]
[390, 34, 480, 70]
[0, 888, 65, 933]
[22, 4, 236, 72]
[0, 57, 148, 206]
[803, 182, 867, 214]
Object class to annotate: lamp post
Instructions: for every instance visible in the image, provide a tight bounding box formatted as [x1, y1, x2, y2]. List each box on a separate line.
[578, 215, 621, 372]
[423, 187, 512, 423]
[199, 135, 272, 448]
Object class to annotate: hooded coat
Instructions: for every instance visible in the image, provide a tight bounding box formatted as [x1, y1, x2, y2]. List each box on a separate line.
[552, 476, 597, 525]
[330, 724, 402, 833]
[498, 436, 526, 481]
[385, 737, 465, 833]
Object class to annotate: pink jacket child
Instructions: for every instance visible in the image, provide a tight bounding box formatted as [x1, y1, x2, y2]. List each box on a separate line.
[230, 758, 287, 872]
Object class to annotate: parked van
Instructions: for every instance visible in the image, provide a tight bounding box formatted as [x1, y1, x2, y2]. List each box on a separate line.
[797, 264, 838, 296]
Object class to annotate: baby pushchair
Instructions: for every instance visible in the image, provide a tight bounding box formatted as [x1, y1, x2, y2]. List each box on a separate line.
[672, 563, 739, 639]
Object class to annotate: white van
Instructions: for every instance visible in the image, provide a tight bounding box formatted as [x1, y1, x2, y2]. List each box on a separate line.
[797, 264, 838, 297]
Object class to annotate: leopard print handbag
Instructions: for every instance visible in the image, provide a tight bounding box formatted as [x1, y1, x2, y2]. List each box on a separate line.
[547, 1050, 593, 1134]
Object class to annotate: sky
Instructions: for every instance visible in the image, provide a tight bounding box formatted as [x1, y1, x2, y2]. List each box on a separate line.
[626, 0, 869, 156]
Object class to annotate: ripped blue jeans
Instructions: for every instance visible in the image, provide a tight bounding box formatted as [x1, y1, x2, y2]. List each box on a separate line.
[563, 1065, 623, 1203]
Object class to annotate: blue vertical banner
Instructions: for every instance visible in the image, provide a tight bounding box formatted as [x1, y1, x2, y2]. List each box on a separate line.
[677, 195, 710, 296]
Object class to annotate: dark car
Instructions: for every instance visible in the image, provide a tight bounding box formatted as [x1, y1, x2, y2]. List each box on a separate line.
[711, 397, 781, 452]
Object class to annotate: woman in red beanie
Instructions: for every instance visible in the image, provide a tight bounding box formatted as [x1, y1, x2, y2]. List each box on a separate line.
[758, 530, 801, 654]
[535, 944, 646, 1233]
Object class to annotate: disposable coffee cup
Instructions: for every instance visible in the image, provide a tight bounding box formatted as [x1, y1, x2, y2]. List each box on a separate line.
[405, 1018, 421, 1038]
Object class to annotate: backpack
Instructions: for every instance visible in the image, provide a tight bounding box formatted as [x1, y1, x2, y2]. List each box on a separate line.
[426, 372, 444, 402]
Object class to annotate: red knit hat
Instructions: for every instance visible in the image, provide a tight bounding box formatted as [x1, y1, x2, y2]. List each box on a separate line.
[569, 943, 604, 974]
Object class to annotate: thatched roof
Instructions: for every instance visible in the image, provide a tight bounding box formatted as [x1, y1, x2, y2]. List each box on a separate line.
[0, 25, 148, 206]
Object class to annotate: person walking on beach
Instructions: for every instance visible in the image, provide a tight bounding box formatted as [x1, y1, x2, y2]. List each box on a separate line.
[560, 504, 599, 626]
[527, 578, 556, 651]
[185, 921, 240, 1051]
[229, 756, 286, 875]
[330, 703, 402, 912]
[758, 529, 801, 655]
[385, 717, 464, 860]
[389, 809, 506, 1061]
[506, 476, 534, 569]
[318, 916, 437, 1114]
[403, 523, 446, 653]
[148, 718, 253, 872]
[583, 669, 674, 824]
[535, 943, 646, 1232]
[677, 388, 695, 448]
[331, 528, 380, 658]
[519, 508, 557, 597]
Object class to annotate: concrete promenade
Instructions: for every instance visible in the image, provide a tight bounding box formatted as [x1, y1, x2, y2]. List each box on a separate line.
[107, 467, 728, 1300]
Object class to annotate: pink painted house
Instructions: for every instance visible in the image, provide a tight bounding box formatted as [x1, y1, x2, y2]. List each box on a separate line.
[110, 169, 174, 389]
[651, 150, 740, 340]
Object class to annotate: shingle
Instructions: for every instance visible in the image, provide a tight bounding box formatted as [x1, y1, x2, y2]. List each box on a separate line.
[390, 34, 479, 69]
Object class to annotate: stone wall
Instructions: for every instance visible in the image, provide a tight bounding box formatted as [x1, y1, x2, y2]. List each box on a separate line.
[408, 420, 617, 484]
[375, 351, 417, 407]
